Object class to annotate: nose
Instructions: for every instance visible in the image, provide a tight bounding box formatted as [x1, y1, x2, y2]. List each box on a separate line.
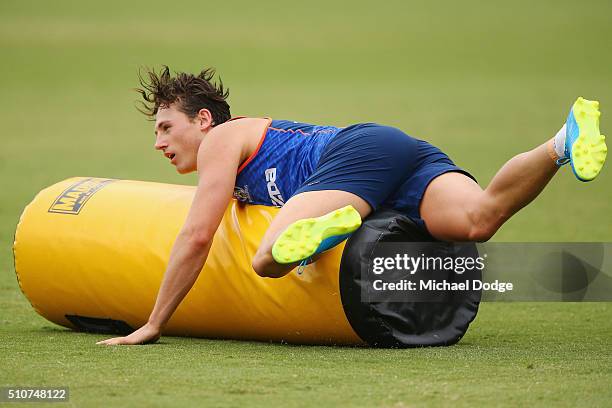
[154, 134, 167, 151]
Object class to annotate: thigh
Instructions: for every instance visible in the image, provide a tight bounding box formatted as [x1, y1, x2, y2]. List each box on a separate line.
[257, 189, 371, 255]
[419, 172, 485, 241]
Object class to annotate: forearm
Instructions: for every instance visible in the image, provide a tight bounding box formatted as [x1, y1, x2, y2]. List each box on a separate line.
[147, 232, 212, 329]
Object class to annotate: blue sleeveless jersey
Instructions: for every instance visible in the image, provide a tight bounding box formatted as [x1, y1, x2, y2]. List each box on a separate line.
[233, 119, 342, 207]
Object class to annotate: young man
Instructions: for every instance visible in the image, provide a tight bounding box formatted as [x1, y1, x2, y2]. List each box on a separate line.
[97, 66, 606, 346]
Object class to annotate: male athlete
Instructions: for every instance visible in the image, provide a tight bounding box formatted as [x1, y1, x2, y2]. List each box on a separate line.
[97, 66, 606, 346]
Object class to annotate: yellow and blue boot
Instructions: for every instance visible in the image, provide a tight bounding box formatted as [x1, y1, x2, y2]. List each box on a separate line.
[558, 97, 607, 181]
[271, 205, 362, 272]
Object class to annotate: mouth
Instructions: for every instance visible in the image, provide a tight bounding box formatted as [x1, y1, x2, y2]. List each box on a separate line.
[164, 152, 176, 163]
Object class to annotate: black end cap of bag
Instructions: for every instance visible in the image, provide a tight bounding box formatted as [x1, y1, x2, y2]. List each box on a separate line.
[339, 210, 481, 348]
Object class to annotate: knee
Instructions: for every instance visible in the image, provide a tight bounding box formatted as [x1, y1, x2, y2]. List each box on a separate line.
[464, 205, 506, 242]
[251, 251, 271, 277]
[465, 223, 496, 242]
[252, 250, 281, 278]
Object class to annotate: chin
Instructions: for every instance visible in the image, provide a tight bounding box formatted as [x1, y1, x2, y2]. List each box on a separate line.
[176, 164, 196, 175]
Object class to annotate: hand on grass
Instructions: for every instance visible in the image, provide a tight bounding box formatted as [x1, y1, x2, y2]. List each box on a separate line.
[96, 322, 161, 346]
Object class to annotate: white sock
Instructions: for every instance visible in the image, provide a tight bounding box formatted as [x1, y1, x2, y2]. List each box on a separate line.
[553, 124, 567, 159]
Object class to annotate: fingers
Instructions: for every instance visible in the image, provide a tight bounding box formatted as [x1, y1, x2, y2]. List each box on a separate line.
[95, 326, 161, 346]
[95, 335, 157, 346]
[96, 336, 134, 345]
[96, 337, 123, 346]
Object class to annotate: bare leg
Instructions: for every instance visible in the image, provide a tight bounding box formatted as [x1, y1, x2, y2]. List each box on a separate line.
[252, 190, 371, 278]
[421, 140, 559, 241]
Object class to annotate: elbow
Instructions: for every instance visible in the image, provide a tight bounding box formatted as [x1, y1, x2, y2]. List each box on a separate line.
[180, 228, 213, 249]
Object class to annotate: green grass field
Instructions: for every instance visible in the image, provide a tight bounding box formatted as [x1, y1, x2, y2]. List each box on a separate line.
[1, 0, 611, 406]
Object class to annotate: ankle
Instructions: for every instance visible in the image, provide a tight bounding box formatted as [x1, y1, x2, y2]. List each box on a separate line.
[546, 138, 561, 163]
[552, 124, 567, 161]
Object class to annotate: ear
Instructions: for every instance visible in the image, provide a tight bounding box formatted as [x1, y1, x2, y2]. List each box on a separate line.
[196, 109, 214, 131]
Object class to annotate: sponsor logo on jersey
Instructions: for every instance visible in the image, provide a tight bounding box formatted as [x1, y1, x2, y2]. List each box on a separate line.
[48, 178, 115, 215]
[264, 168, 284, 207]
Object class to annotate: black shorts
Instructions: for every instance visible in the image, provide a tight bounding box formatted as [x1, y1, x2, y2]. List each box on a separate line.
[294, 123, 477, 229]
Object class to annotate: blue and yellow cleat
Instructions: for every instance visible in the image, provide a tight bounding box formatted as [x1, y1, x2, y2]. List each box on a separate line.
[272, 205, 362, 265]
[559, 97, 607, 181]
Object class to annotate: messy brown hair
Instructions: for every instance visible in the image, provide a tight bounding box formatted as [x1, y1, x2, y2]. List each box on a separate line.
[136, 66, 231, 125]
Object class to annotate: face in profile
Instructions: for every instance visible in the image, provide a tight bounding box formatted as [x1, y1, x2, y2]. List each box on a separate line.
[153, 105, 204, 174]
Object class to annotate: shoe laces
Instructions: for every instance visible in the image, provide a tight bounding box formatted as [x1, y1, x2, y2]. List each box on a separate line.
[297, 257, 312, 275]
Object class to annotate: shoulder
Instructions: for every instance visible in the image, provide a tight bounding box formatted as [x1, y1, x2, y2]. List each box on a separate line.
[199, 117, 272, 164]
[211, 117, 271, 136]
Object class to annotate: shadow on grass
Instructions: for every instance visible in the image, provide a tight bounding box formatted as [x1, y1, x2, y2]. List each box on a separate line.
[24, 324, 483, 352]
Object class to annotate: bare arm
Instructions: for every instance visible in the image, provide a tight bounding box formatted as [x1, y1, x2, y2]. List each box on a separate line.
[97, 123, 246, 345]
